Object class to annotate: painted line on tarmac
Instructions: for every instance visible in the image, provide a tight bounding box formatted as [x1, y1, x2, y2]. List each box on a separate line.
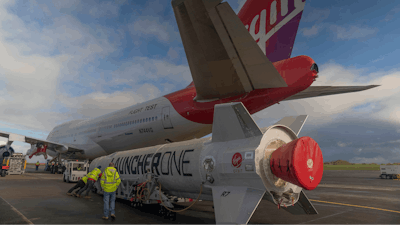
[310, 199, 400, 214]
[318, 184, 400, 191]
[0, 196, 33, 224]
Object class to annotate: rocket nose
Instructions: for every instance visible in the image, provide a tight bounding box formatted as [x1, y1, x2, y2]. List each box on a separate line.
[269, 136, 323, 190]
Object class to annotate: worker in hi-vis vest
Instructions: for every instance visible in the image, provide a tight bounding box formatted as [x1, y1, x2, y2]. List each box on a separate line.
[35, 161, 40, 171]
[101, 162, 121, 220]
[77, 167, 101, 199]
[66, 174, 89, 196]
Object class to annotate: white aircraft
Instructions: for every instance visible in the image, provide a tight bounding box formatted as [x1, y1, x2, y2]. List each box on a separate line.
[0, 0, 377, 162]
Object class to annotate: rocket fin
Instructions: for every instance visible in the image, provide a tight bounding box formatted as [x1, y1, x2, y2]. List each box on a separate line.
[274, 115, 308, 136]
[212, 186, 265, 224]
[282, 190, 318, 215]
[212, 102, 262, 142]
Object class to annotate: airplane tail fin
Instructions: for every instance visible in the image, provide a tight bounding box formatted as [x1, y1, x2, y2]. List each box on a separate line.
[238, 0, 306, 63]
[171, 0, 287, 101]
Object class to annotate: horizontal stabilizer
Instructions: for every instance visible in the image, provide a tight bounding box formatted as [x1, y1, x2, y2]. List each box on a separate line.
[212, 102, 262, 142]
[274, 115, 308, 136]
[171, 0, 287, 101]
[284, 85, 379, 101]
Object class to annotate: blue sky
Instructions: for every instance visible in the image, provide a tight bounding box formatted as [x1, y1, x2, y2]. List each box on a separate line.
[0, 0, 399, 163]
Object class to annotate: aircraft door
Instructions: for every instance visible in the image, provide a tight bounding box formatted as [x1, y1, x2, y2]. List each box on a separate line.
[161, 106, 174, 129]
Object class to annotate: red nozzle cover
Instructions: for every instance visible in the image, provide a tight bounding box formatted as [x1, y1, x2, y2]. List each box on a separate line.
[269, 136, 323, 190]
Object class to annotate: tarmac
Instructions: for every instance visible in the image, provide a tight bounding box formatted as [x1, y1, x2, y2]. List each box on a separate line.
[1, 165, 400, 224]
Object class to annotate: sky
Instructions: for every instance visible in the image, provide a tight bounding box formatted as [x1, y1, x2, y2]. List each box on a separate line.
[0, 0, 400, 164]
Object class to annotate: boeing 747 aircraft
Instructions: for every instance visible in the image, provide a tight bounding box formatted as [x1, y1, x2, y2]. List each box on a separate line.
[0, 0, 377, 161]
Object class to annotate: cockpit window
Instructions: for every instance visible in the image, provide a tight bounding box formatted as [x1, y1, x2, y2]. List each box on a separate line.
[311, 63, 319, 73]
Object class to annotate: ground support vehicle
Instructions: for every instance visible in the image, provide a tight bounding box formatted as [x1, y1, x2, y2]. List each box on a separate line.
[63, 160, 89, 183]
[5, 153, 26, 175]
[380, 165, 400, 179]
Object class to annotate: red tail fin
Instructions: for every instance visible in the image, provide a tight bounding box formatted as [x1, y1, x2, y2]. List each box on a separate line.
[238, 0, 306, 63]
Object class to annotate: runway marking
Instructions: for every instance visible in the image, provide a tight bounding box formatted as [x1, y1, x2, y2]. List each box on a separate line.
[318, 184, 400, 191]
[0, 196, 33, 224]
[310, 199, 400, 214]
[300, 210, 349, 224]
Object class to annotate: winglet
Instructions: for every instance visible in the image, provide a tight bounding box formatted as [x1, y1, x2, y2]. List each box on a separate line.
[212, 102, 262, 142]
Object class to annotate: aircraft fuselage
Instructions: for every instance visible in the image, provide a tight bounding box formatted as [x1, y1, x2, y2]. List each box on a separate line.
[46, 56, 317, 160]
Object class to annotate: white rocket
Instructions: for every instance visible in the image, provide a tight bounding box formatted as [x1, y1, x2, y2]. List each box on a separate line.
[90, 102, 323, 224]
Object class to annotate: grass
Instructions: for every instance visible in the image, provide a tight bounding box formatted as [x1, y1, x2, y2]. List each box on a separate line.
[324, 164, 381, 171]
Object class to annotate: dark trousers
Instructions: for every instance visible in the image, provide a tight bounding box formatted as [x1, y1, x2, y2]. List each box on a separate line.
[35, 166, 38, 170]
[68, 180, 85, 193]
[77, 180, 94, 196]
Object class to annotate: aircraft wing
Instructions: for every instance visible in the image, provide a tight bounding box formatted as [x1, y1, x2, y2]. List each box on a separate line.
[283, 85, 379, 101]
[172, 0, 287, 101]
[0, 131, 84, 158]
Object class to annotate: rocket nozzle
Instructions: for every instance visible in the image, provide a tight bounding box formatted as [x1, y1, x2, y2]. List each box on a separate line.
[269, 136, 323, 190]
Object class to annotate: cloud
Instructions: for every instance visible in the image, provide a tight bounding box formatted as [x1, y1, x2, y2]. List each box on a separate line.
[302, 8, 330, 23]
[351, 156, 386, 164]
[129, 17, 179, 42]
[330, 25, 378, 40]
[58, 83, 161, 119]
[110, 57, 192, 88]
[382, 7, 400, 22]
[302, 25, 322, 37]
[167, 47, 179, 60]
[88, 1, 121, 18]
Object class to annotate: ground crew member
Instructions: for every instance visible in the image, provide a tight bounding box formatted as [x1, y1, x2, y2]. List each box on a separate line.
[101, 162, 120, 220]
[77, 165, 82, 171]
[66, 174, 88, 196]
[77, 167, 101, 199]
[35, 161, 40, 171]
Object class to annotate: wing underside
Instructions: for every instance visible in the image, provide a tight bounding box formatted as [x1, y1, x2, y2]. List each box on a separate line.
[283, 85, 379, 101]
[0, 131, 84, 156]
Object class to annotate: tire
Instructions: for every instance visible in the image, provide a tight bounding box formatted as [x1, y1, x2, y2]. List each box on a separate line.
[66, 176, 70, 183]
[63, 175, 66, 182]
[386, 175, 391, 179]
[1, 170, 6, 177]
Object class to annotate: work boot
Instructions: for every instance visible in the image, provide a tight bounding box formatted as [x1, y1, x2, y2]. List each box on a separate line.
[102, 216, 108, 220]
[84, 196, 91, 199]
[76, 194, 82, 198]
[66, 193, 72, 196]
[111, 214, 116, 219]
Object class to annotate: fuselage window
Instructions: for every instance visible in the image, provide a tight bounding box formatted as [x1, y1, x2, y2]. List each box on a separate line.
[146, 118, 148, 122]
[140, 119, 142, 123]
[155, 116, 157, 120]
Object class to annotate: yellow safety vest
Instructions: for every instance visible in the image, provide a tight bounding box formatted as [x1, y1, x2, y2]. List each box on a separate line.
[81, 175, 88, 184]
[100, 167, 121, 193]
[77, 167, 82, 171]
[87, 168, 101, 181]
[35, 162, 40, 166]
